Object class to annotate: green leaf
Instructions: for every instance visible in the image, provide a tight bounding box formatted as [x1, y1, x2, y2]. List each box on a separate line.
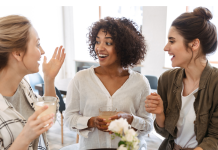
[115, 133, 122, 138]
[118, 141, 127, 147]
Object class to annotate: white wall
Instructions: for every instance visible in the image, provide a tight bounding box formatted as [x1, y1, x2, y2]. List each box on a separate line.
[141, 6, 169, 78]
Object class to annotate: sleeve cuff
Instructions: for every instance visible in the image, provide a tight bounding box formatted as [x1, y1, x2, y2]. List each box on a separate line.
[131, 113, 145, 130]
[78, 128, 95, 138]
[77, 116, 92, 129]
[154, 119, 165, 131]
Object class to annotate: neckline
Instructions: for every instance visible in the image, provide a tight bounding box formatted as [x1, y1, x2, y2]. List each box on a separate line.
[90, 66, 132, 97]
[181, 83, 198, 98]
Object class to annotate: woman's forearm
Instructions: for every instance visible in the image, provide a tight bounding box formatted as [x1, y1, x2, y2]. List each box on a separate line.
[155, 112, 165, 128]
[8, 132, 30, 150]
[43, 77, 56, 97]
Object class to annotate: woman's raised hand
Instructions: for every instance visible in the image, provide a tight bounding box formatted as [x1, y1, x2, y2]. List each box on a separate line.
[42, 46, 66, 80]
[145, 92, 164, 115]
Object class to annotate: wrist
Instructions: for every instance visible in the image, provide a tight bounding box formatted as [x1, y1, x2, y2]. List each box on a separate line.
[156, 112, 165, 118]
[88, 117, 95, 128]
[44, 76, 55, 83]
[18, 131, 32, 146]
[129, 114, 133, 124]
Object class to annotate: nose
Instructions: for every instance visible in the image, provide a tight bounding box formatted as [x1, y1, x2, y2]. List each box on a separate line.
[164, 42, 170, 52]
[39, 46, 45, 55]
[95, 42, 105, 53]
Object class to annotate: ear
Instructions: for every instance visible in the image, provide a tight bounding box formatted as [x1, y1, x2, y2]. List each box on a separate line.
[11, 50, 25, 62]
[189, 39, 200, 52]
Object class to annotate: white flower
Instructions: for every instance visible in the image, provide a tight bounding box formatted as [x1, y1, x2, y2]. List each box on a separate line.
[132, 136, 140, 150]
[125, 129, 136, 142]
[108, 118, 130, 135]
[117, 144, 127, 150]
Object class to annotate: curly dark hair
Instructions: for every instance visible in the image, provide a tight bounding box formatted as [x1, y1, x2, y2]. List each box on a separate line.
[87, 17, 147, 68]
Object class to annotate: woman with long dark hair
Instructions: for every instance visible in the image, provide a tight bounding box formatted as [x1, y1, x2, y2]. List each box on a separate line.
[145, 7, 218, 150]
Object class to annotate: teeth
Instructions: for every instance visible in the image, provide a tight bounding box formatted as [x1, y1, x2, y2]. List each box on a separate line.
[99, 54, 108, 57]
[99, 54, 108, 58]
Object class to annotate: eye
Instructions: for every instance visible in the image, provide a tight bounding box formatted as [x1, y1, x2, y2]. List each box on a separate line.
[37, 43, 41, 47]
[106, 42, 112, 46]
[95, 41, 100, 44]
[169, 41, 174, 44]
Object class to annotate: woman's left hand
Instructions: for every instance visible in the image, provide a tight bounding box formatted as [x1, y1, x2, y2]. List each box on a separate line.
[109, 111, 133, 125]
[43, 46, 66, 80]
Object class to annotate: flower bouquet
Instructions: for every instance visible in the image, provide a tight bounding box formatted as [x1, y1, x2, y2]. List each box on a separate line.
[108, 118, 140, 150]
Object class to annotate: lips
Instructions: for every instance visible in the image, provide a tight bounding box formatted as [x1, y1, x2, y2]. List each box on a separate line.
[97, 53, 108, 61]
[169, 53, 175, 61]
[37, 58, 41, 65]
[98, 54, 108, 58]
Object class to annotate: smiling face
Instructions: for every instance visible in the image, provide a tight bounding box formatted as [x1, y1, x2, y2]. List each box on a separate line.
[164, 26, 193, 68]
[95, 29, 119, 67]
[22, 27, 45, 73]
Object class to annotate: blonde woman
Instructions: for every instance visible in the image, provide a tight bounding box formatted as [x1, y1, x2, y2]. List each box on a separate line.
[0, 15, 65, 150]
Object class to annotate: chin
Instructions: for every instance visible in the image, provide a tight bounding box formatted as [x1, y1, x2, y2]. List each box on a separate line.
[171, 62, 179, 68]
[30, 68, 39, 74]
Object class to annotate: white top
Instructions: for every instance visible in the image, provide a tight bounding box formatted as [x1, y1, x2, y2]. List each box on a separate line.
[64, 66, 153, 150]
[175, 84, 198, 148]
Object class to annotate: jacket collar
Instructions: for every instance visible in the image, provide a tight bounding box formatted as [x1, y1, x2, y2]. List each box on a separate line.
[174, 61, 213, 90]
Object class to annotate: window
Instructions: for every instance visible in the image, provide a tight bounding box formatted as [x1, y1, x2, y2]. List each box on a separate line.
[0, 6, 64, 77]
[101, 6, 143, 31]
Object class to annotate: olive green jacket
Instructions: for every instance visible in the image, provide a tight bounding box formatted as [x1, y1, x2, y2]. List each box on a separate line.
[154, 62, 218, 150]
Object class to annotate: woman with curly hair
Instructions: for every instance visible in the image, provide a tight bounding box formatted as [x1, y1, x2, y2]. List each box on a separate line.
[145, 7, 218, 150]
[64, 17, 153, 150]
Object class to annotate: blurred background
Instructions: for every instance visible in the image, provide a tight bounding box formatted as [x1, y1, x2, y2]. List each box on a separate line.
[0, 6, 217, 80]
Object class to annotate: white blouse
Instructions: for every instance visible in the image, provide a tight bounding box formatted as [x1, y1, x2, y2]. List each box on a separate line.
[64, 66, 153, 150]
[175, 84, 198, 148]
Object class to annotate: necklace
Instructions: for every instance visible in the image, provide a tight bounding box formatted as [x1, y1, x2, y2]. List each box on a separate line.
[183, 80, 199, 95]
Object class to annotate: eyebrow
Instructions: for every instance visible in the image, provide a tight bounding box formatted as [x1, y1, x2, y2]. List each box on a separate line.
[168, 37, 175, 40]
[96, 36, 112, 39]
[36, 38, 40, 42]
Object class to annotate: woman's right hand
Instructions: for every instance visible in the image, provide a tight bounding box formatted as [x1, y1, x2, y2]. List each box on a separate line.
[145, 92, 164, 115]
[20, 105, 54, 144]
[88, 117, 108, 131]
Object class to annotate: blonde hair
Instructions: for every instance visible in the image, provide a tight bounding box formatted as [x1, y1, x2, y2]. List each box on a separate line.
[0, 15, 32, 71]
